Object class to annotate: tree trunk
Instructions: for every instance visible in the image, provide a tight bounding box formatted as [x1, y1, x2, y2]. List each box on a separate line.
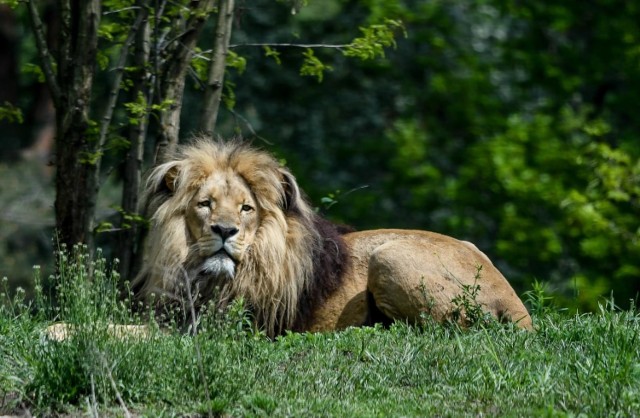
[52, 0, 101, 249]
[153, 0, 216, 165]
[119, 0, 151, 281]
[198, 0, 235, 135]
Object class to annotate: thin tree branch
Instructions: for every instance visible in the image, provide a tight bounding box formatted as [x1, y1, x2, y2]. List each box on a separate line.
[104, 6, 141, 15]
[198, 0, 235, 135]
[227, 108, 273, 145]
[96, 5, 148, 183]
[228, 42, 349, 50]
[120, 0, 152, 281]
[26, 0, 61, 106]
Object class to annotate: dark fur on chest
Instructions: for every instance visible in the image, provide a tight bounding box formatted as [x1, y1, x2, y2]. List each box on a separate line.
[290, 215, 352, 332]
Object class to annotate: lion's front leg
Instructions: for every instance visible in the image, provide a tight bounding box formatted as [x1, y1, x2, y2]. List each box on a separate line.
[366, 239, 532, 329]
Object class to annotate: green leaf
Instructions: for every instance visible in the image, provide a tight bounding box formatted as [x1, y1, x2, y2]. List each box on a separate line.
[223, 79, 237, 110]
[95, 221, 114, 233]
[22, 63, 46, 83]
[191, 47, 208, 86]
[300, 49, 333, 82]
[227, 50, 247, 74]
[0, 102, 23, 124]
[263, 46, 282, 65]
[343, 19, 405, 61]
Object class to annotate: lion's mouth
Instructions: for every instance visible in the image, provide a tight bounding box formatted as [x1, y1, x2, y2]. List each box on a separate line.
[213, 248, 237, 263]
[199, 250, 237, 279]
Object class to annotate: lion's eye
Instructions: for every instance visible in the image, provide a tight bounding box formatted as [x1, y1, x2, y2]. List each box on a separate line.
[198, 200, 211, 208]
[241, 204, 254, 212]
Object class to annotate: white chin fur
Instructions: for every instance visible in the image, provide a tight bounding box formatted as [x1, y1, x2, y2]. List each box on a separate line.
[201, 253, 236, 279]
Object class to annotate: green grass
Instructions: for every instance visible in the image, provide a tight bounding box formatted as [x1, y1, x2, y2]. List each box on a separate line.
[2, 248, 640, 416]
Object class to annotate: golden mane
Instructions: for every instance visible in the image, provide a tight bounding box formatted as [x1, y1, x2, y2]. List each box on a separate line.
[133, 138, 347, 336]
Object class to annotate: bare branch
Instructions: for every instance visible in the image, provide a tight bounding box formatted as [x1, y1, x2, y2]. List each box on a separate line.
[26, 0, 61, 106]
[227, 108, 273, 145]
[104, 6, 141, 15]
[198, 0, 235, 135]
[229, 42, 349, 50]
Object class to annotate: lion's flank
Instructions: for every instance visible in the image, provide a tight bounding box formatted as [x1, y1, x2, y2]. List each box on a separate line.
[133, 137, 350, 337]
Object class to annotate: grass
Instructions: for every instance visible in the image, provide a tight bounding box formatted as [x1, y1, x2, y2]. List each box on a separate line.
[2, 248, 640, 416]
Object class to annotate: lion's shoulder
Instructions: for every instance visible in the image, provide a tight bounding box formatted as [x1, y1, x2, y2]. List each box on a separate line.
[292, 216, 351, 331]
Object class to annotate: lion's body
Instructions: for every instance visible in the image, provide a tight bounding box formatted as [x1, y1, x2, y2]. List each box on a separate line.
[133, 138, 532, 336]
[310, 229, 532, 330]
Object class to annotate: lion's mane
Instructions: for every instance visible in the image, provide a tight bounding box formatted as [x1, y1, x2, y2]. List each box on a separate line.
[133, 138, 349, 336]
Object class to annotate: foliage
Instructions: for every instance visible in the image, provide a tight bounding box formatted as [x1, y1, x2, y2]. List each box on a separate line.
[2, 0, 640, 310]
[1, 0, 19, 8]
[226, 0, 640, 309]
[0, 102, 23, 124]
[343, 19, 405, 60]
[523, 280, 558, 316]
[449, 265, 494, 327]
[299, 48, 333, 82]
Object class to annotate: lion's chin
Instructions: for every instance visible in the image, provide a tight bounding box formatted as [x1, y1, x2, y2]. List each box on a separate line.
[200, 251, 236, 280]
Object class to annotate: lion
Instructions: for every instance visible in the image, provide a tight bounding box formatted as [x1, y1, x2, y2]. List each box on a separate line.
[132, 137, 532, 337]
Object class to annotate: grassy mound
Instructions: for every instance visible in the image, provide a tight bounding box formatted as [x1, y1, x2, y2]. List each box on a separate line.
[1, 247, 639, 416]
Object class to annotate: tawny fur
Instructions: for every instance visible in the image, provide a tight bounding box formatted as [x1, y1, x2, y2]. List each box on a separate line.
[133, 137, 532, 337]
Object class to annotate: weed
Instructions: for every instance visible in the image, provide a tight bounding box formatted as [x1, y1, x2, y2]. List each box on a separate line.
[523, 280, 558, 316]
[449, 265, 494, 327]
[417, 279, 436, 317]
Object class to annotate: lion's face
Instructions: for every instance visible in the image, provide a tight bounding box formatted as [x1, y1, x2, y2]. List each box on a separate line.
[136, 139, 322, 336]
[184, 171, 259, 280]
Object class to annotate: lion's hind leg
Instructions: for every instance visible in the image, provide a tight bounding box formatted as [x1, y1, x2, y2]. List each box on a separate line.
[366, 239, 532, 328]
[366, 240, 454, 324]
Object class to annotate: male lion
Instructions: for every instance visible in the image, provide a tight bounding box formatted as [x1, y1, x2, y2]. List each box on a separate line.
[132, 138, 532, 337]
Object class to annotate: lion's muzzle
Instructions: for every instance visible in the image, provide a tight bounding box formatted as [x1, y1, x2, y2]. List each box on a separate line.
[201, 251, 236, 279]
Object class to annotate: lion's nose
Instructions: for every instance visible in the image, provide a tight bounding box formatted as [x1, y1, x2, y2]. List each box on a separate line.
[211, 224, 239, 241]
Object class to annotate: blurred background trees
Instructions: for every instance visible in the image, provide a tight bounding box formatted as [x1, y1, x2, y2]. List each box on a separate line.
[0, 0, 638, 310]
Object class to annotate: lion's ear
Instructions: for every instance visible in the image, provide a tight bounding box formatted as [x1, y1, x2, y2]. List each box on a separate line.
[164, 165, 179, 193]
[280, 169, 302, 212]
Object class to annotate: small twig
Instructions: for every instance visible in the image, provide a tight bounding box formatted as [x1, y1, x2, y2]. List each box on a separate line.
[227, 108, 273, 145]
[162, 28, 197, 52]
[89, 373, 99, 418]
[101, 355, 132, 418]
[19, 402, 33, 418]
[103, 6, 141, 15]
[180, 266, 213, 416]
[340, 185, 370, 198]
[188, 65, 207, 89]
